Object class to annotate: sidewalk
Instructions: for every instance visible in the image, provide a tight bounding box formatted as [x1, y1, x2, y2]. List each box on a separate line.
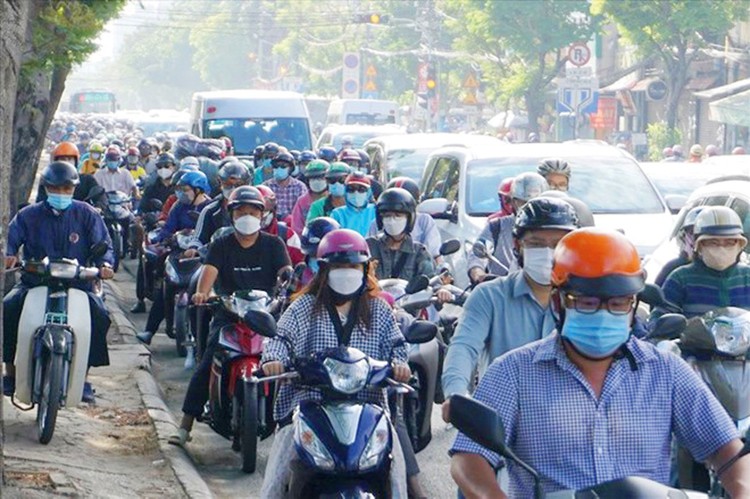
[2, 274, 210, 497]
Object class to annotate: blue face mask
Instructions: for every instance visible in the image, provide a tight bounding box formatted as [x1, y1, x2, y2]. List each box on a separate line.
[329, 182, 345, 197]
[308, 257, 319, 274]
[175, 190, 194, 205]
[273, 167, 289, 181]
[346, 191, 369, 209]
[47, 193, 73, 211]
[561, 308, 631, 359]
[262, 158, 272, 169]
[106, 160, 120, 170]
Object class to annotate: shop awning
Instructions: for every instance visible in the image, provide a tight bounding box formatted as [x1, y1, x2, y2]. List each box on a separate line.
[694, 77, 750, 100]
[685, 75, 720, 91]
[632, 76, 661, 92]
[600, 71, 639, 92]
[708, 88, 750, 127]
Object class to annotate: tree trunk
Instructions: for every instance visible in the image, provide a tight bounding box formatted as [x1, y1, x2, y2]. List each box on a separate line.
[0, 0, 32, 484]
[665, 56, 689, 133]
[11, 65, 70, 213]
[524, 86, 544, 136]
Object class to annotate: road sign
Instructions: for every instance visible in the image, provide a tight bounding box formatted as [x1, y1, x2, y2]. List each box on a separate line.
[364, 80, 377, 92]
[556, 77, 599, 114]
[463, 92, 478, 105]
[568, 42, 591, 67]
[342, 52, 360, 98]
[366, 65, 377, 77]
[590, 96, 617, 129]
[566, 66, 592, 79]
[463, 72, 479, 89]
[362, 91, 379, 99]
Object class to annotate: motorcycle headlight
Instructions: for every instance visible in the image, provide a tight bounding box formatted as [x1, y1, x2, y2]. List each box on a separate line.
[165, 261, 179, 282]
[176, 233, 194, 250]
[295, 414, 335, 471]
[323, 357, 369, 394]
[147, 229, 161, 244]
[48, 262, 78, 279]
[710, 314, 750, 357]
[358, 414, 390, 470]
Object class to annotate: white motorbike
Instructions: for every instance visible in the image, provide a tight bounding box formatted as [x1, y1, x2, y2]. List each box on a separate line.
[12, 249, 105, 444]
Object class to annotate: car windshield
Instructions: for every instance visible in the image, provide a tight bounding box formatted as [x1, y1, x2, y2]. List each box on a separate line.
[465, 156, 665, 216]
[643, 163, 750, 198]
[345, 113, 396, 125]
[331, 132, 381, 150]
[203, 118, 311, 155]
[386, 148, 431, 182]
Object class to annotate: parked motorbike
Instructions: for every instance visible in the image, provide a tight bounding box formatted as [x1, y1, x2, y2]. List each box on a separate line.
[253, 320, 437, 496]
[163, 229, 202, 359]
[449, 394, 736, 498]
[11, 244, 107, 444]
[197, 290, 279, 473]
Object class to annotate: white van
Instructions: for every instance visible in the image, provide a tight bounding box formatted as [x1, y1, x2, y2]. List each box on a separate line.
[190, 90, 314, 155]
[326, 99, 398, 126]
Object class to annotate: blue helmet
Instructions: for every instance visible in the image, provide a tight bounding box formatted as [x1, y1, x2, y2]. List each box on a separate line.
[299, 150, 316, 164]
[300, 217, 341, 255]
[317, 146, 337, 163]
[177, 170, 210, 193]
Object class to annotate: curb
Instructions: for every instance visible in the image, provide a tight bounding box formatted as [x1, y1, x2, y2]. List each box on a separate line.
[104, 280, 214, 499]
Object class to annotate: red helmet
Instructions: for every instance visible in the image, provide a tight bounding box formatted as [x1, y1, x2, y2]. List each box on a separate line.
[317, 229, 371, 264]
[345, 172, 371, 188]
[387, 176, 420, 201]
[255, 184, 277, 213]
[127, 146, 139, 157]
[340, 149, 362, 165]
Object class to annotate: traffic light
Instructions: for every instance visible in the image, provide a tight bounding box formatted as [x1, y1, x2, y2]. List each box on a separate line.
[426, 66, 437, 98]
[353, 13, 390, 24]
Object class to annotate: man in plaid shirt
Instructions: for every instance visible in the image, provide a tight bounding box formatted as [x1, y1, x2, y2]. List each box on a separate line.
[264, 150, 306, 221]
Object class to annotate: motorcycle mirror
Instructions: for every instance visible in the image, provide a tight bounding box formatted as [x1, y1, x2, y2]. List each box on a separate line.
[243, 309, 277, 338]
[404, 274, 429, 295]
[403, 320, 438, 344]
[472, 239, 492, 259]
[637, 284, 667, 308]
[85, 184, 105, 201]
[89, 242, 109, 259]
[648, 313, 687, 340]
[450, 395, 507, 455]
[277, 265, 293, 283]
[439, 239, 461, 257]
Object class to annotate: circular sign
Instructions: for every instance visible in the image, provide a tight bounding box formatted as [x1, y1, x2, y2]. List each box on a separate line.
[568, 42, 591, 67]
[344, 80, 358, 94]
[344, 54, 359, 69]
[647, 79, 668, 101]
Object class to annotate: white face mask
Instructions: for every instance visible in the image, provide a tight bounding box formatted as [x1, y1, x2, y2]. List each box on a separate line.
[157, 168, 173, 179]
[234, 214, 261, 235]
[309, 178, 327, 194]
[700, 245, 740, 271]
[328, 268, 364, 296]
[522, 247, 555, 285]
[383, 215, 408, 237]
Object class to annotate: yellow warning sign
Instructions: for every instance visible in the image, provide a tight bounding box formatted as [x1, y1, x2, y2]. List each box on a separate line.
[366, 65, 377, 77]
[463, 72, 479, 89]
[463, 92, 478, 105]
[364, 80, 377, 91]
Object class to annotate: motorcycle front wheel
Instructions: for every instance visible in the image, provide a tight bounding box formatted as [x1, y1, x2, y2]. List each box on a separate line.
[110, 227, 122, 272]
[174, 301, 188, 358]
[37, 353, 65, 444]
[239, 380, 258, 473]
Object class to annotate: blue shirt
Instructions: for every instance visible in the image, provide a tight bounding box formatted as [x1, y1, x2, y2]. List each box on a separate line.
[157, 199, 211, 242]
[442, 270, 556, 398]
[450, 334, 738, 498]
[331, 203, 376, 237]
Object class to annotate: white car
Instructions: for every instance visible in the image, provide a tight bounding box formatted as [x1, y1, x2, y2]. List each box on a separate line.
[363, 133, 504, 187]
[417, 141, 674, 287]
[315, 124, 404, 151]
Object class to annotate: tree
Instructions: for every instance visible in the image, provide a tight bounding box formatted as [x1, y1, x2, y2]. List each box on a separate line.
[592, 0, 750, 131]
[11, 0, 126, 212]
[446, 0, 597, 134]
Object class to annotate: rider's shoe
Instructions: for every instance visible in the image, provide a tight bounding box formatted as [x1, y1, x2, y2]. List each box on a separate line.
[130, 301, 146, 314]
[136, 330, 154, 345]
[82, 382, 96, 403]
[168, 428, 192, 447]
[3, 376, 15, 396]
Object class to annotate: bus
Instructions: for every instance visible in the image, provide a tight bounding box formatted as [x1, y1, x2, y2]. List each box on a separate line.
[69, 90, 117, 114]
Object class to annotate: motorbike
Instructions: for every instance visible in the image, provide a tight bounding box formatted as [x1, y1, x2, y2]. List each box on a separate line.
[87, 186, 133, 272]
[163, 229, 202, 359]
[197, 290, 280, 473]
[11, 244, 107, 444]
[252, 320, 437, 497]
[134, 199, 164, 305]
[449, 394, 743, 498]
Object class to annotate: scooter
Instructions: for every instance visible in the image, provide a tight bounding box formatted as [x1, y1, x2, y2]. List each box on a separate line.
[197, 290, 280, 473]
[134, 199, 164, 305]
[11, 244, 107, 444]
[252, 320, 437, 496]
[163, 229, 201, 359]
[449, 394, 743, 498]
[88, 187, 133, 272]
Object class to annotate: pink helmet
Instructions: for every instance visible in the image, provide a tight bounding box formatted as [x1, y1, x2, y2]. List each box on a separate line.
[732, 146, 745, 155]
[317, 229, 371, 264]
[704, 144, 719, 157]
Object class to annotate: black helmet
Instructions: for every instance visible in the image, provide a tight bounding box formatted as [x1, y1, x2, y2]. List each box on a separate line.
[42, 161, 80, 187]
[386, 176, 420, 202]
[219, 161, 251, 183]
[376, 187, 416, 233]
[263, 142, 280, 158]
[155, 152, 176, 168]
[227, 186, 266, 212]
[512, 197, 579, 239]
[539, 190, 595, 228]
[271, 151, 295, 169]
[300, 217, 341, 255]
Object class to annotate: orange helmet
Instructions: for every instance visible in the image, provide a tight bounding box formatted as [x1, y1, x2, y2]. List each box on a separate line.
[52, 141, 80, 164]
[551, 228, 644, 297]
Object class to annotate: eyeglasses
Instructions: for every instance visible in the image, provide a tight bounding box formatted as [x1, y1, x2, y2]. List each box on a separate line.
[563, 293, 634, 315]
[346, 185, 368, 193]
[327, 178, 346, 185]
[522, 240, 559, 249]
[273, 164, 290, 169]
[701, 239, 741, 248]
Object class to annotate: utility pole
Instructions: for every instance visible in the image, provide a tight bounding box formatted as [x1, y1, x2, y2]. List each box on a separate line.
[417, 0, 437, 131]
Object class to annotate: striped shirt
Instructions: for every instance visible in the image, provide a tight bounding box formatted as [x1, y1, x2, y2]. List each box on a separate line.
[262, 293, 407, 421]
[449, 333, 738, 498]
[652, 259, 750, 320]
[264, 177, 307, 220]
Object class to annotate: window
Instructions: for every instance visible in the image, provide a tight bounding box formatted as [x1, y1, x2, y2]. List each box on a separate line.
[423, 157, 456, 200]
[204, 118, 311, 155]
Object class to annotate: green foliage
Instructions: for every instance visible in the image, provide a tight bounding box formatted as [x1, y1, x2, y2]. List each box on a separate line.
[646, 121, 681, 161]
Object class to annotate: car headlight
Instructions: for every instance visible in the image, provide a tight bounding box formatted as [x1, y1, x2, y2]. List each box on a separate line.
[358, 414, 390, 470]
[48, 262, 78, 279]
[710, 314, 750, 357]
[165, 261, 179, 282]
[323, 357, 369, 394]
[295, 414, 335, 470]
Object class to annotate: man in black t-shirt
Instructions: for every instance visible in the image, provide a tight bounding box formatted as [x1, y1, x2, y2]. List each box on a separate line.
[169, 186, 291, 446]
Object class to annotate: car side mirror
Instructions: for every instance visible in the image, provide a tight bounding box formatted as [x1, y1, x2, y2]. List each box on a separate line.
[439, 238, 461, 257]
[243, 309, 277, 338]
[403, 320, 438, 344]
[664, 194, 687, 215]
[418, 198, 455, 221]
[404, 274, 429, 295]
[449, 395, 507, 455]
